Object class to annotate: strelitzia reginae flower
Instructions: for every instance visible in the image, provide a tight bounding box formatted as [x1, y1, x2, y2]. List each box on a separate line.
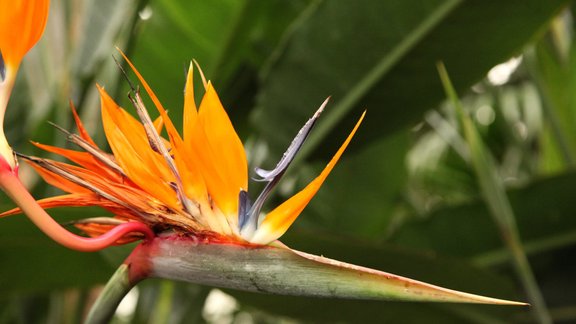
[3, 54, 362, 246]
[0, 2, 526, 320]
[3, 53, 526, 318]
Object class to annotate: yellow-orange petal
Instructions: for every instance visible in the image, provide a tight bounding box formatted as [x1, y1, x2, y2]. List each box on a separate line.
[32, 142, 121, 181]
[0, 0, 49, 69]
[196, 83, 248, 217]
[250, 111, 366, 244]
[70, 101, 98, 147]
[98, 86, 179, 209]
[117, 50, 171, 126]
[152, 115, 164, 135]
[0, 193, 101, 217]
[117, 53, 210, 211]
[26, 156, 164, 220]
[183, 62, 198, 142]
[27, 160, 92, 194]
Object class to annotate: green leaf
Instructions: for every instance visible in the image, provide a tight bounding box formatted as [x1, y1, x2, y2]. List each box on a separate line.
[391, 171, 576, 260]
[127, 0, 308, 134]
[529, 29, 576, 171]
[253, 0, 569, 162]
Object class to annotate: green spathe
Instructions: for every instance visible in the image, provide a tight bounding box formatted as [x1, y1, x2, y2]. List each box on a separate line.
[133, 235, 527, 304]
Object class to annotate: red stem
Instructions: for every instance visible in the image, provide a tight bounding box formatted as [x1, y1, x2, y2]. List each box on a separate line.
[0, 158, 154, 252]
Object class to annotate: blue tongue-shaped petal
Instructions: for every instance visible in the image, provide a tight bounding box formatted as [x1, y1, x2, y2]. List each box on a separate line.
[253, 97, 329, 182]
[0, 50, 5, 81]
[239, 98, 329, 235]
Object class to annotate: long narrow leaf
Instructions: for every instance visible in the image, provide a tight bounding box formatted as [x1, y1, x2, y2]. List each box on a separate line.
[437, 62, 549, 323]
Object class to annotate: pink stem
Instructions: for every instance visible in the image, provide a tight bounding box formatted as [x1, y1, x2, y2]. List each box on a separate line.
[0, 158, 154, 252]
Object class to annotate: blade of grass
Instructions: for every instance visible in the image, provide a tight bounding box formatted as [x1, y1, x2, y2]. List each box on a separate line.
[473, 229, 576, 267]
[437, 62, 551, 324]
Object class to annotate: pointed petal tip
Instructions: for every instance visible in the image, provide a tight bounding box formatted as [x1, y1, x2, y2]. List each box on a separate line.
[192, 59, 208, 88]
[185, 62, 195, 86]
[251, 98, 333, 183]
[114, 46, 125, 55]
[95, 83, 106, 93]
[251, 111, 366, 244]
[316, 97, 330, 116]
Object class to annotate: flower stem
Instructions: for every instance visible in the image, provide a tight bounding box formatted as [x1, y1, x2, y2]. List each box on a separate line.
[85, 264, 137, 324]
[0, 159, 154, 251]
[86, 242, 152, 323]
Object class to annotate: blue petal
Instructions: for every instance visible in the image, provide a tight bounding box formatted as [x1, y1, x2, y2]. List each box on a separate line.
[253, 98, 328, 182]
[238, 189, 252, 229]
[0, 50, 5, 81]
[239, 98, 329, 236]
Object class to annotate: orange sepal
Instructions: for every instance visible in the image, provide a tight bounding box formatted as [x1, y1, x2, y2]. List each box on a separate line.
[28, 160, 92, 194]
[183, 62, 198, 142]
[98, 86, 179, 210]
[118, 52, 209, 208]
[0, 193, 106, 217]
[153, 115, 164, 135]
[69, 101, 98, 147]
[32, 142, 121, 181]
[250, 112, 366, 244]
[195, 83, 248, 218]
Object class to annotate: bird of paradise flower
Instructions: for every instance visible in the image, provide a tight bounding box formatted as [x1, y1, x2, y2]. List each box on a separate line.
[2, 52, 364, 247]
[0, 1, 526, 322]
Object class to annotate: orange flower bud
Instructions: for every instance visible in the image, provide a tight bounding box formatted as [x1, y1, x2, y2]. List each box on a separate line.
[0, 0, 49, 170]
[0, 0, 49, 70]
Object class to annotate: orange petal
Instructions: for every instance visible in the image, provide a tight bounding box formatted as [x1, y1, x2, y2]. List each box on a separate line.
[117, 49, 170, 126]
[28, 160, 92, 194]
[117, 53, 209, 209]
[0, 193, 101, 217]
[29, 157, 162, 217]
[153, 115, 164, 135]
[250, 111, 366, 244]
[32, 142, 121, 181]
[183, 62, 198, 142]
[0, 0, 49, 68]
[115, 51, 183, 149]
[117, 47, 183, 151]
[69, 101, 98, 147]
[183, 82, 247, 230]
[98, 86, 179, 209]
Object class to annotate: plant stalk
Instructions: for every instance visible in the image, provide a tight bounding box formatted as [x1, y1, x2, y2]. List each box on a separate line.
[85, 264, 137, 324]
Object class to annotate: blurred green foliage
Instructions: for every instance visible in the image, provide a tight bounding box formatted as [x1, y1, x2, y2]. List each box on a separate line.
[2, 0, 576, 323]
